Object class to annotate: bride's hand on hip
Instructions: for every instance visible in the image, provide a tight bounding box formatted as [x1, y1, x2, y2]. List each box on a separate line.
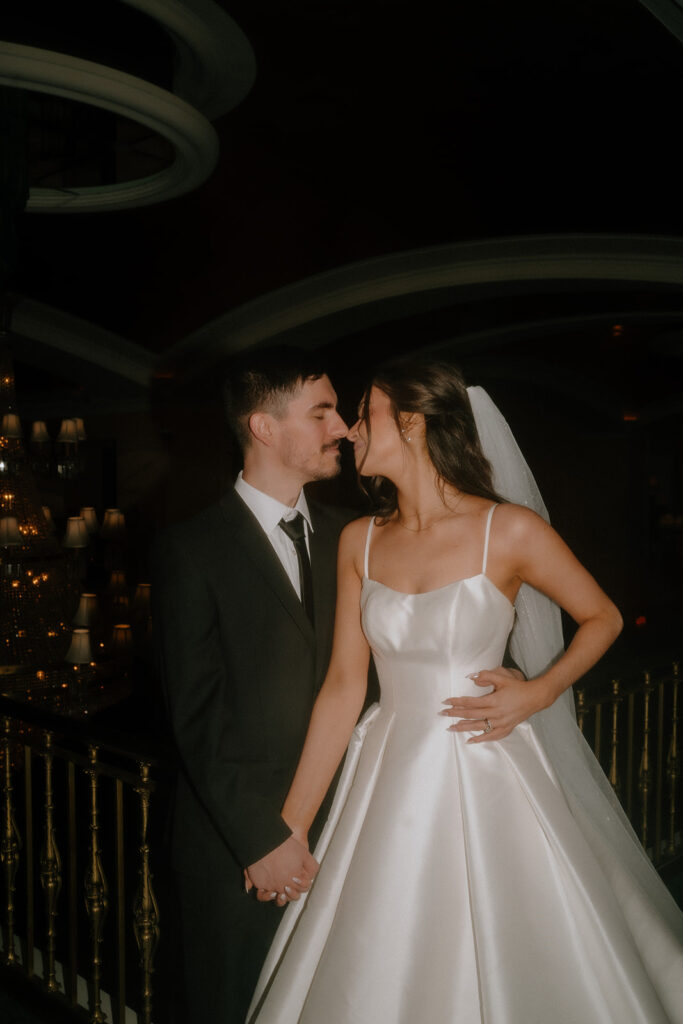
[440, 667, 551, 743]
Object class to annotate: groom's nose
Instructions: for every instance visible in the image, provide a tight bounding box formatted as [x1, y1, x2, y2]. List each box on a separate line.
[329, 412, 348, 438]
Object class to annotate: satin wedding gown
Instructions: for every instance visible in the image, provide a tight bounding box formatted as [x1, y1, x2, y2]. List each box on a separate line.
[249, 506, 683, 1023]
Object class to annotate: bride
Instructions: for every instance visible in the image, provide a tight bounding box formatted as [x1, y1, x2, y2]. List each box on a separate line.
[247, 360, 683, 1023]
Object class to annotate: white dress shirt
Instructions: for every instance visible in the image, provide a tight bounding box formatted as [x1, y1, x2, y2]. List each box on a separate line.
[234, 471, 313, 600]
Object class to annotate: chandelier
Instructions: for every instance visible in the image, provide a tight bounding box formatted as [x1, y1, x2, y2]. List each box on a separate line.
[0, 347, 150, 711]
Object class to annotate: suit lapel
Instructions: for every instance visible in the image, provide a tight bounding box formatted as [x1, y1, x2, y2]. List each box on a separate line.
[219, 491, 315, 642]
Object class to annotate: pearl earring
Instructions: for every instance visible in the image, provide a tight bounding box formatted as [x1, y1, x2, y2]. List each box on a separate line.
[400, 428, 412, 442]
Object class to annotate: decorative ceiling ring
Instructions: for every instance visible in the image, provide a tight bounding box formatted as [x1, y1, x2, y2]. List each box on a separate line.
[0, 40, 219, 211]
[164, 234, 683, 370]
[122, 0, 256, 120]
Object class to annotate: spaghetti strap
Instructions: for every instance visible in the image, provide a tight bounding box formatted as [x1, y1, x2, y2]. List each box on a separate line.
[481, 504, 498, 576]
[363, 517, 375, 579]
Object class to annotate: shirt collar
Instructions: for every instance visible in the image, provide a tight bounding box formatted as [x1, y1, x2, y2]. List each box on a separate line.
[234, 471, 313, 536]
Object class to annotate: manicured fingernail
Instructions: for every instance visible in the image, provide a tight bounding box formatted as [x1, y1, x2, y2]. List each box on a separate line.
[467, 672, 479, 679]
[292, 877, 303, 884]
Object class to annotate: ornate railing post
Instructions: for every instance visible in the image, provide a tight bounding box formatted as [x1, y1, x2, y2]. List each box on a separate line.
[576, 689, 586, 734]
[638, 671, 653, 850]
[84, 745, 108, 1023]
[39, 730, 62, 992]
[666, 662, 679, 858]
[593, 700, 602, 761]
[1, 715, 21, 965]
[608, 679, 621, 796]
[133, 762, 159, 1024]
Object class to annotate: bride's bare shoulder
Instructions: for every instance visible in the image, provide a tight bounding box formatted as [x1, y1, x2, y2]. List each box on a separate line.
[339, 515, 374, 566]
[491, 502, 551, 542]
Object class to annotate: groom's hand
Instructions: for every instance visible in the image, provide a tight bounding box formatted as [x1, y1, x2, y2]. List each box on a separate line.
[245, 836, 318, 906]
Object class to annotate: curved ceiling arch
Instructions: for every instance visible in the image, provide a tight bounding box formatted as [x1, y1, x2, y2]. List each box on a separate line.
[162, 234, 683, 373]
[11, 299, 153, 386]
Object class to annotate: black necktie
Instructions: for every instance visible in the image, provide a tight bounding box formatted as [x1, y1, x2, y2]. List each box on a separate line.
[279, 513, 315, 625]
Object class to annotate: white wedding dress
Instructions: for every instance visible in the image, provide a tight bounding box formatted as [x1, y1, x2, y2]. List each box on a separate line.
[248, 507, 683, 1024]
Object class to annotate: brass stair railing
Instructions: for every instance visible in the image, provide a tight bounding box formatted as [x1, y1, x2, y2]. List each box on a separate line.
[576, 660, 680, 866]
[0, 660, 680, 1022]
[0, 695, 169, 1024]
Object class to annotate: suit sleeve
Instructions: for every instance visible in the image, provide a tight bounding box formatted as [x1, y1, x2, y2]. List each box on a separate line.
[151, 531, 292, 867]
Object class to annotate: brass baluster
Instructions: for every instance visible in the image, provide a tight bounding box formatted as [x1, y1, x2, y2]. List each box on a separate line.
[84, 745, 108, 1023]
[654, 676, 665, 866]
[626, 690, 635, 819]
[66, 760, 78, 1008]
[638, 671, 653, 851]
[133, 763, 159, 1024]
[40, 731, 62, 992]
[576, 689, 586, 733]
[666, 662, 679, 857]
[114, 778, 125, 1024]
[24, 739, 35, 979]
[608, 680, 621, 796]
[1, 716, 21, 966]
[593, 701, 602, 762]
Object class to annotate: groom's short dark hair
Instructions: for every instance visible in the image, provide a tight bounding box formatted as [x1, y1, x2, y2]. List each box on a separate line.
[223, 346, 325, 451]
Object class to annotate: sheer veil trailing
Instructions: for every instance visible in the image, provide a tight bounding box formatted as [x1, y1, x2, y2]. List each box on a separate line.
[467, 386, 683, 947]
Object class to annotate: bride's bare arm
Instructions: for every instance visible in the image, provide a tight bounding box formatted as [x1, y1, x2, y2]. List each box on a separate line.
[443, 505, 622, 741]
[282, 518, 371, 840]
[247, 519, 371, 896]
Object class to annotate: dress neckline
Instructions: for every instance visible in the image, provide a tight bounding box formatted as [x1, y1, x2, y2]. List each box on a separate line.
[362, 572, 515, 611]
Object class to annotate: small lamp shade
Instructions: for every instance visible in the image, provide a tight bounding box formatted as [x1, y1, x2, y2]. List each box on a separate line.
[1, 413, 22, 438]
[65, 628, 92, 665]
[107, 569, 127, 594]
[79, 507, 99, 534]
[73, 593, 100, 628]
[56, 418, 79, 443]
[111, 623, 133, 655]
[42, 506, 55, 530]
[63, 516, 89, 549]
[73, 417, 87, 441]
[101, 508, 126, 539]
[30, 420, 50, 443]
[0, 515, 23, 546]
[132, 583, 152, 617]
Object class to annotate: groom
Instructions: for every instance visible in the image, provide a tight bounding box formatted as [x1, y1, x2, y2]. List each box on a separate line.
[153, 349, 351, 1023]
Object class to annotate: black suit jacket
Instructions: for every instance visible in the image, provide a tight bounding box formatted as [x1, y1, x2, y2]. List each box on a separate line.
[152, 488, 350, 879]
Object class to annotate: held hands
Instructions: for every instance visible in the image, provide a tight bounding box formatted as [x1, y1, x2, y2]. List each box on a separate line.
[440, 667, 551, 743]
[245, 834, 319, 907]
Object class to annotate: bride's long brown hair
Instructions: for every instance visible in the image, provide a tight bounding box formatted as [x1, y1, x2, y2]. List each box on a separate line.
[358, 360, 503, 522]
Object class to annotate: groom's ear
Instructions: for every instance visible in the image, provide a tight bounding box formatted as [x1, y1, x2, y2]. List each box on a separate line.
[248, 411, 276, 447]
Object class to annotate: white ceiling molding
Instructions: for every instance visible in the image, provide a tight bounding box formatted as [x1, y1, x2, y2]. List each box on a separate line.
[123, 0, 256, 120]
[0, 40, 219, 211]
[163, 234, 683, 368]
[11, 299, 153, 386]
